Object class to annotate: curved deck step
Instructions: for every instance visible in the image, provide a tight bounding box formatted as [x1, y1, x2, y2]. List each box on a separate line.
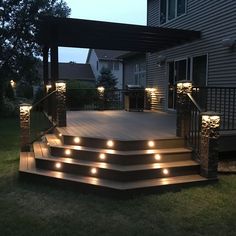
[20, 152, 213, 192]
[44, 134, 192, 164]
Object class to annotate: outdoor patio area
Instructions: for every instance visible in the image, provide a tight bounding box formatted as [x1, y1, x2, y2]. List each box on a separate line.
[57, 110, 177, 140]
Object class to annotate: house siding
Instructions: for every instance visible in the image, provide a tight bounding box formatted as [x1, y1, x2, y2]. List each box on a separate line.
[147, 0, 236, 110]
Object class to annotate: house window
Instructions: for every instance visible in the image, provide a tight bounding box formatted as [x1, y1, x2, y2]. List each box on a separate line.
[160, 0, 186, 25]
[134, 63, 146, 86]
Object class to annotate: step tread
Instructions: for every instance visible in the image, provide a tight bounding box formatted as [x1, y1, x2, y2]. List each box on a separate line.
[45, 134, 192, 155]
[34, 141, 199, 172]
[20, 152, 210, 190]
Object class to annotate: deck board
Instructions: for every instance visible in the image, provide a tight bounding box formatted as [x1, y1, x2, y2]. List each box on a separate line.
[57, 110, 176, 140]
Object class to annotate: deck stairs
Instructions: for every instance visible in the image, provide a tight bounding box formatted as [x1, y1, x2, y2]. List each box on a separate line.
[20, 127, 215, 194]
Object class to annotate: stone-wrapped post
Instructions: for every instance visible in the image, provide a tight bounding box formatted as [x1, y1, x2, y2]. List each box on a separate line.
[56, 81, 67, 127]
[176, 80, 193, 138]
[97, 86, 105, 110]
[20, 103, 32, 151]
[200, 112, 220, 178]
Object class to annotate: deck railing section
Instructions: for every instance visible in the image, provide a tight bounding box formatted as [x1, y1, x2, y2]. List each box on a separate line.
[192, 87, 236, 131]
[186, 93, 203, 160]
[29, 90, 57, 143]
[66, 88, 151, 111]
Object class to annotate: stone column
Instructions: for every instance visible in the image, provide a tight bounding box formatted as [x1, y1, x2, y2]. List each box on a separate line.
[56, 81, 66, 127]
[200, 112, 220, 178]
[176, 80, 193, 138]
[20, 103, 32, 151]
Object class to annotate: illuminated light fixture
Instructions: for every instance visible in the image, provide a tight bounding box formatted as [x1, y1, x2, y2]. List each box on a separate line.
[59, 133, 62, 137]
[148, 141, 155, 148]
[154, 154, 161, 161]
[176, 80, 193, 95]
[91, 168, 97, 175]
[107, 140, 114, 148]
[10, 80, 16, 88]
[99, 153, 106, 160]
[20, 103, 32, 113]
[46, 84, 52, 93]
[74, 137, 80, 144]
[55, 162, 62, 169]
[145, 88, 157, 93]
[201, 112, 221, 129]
[47, 142, 50, 146]
[97, 86, 105, 93]
[163, 169, 169, 175]
[65, 149, 71, 156]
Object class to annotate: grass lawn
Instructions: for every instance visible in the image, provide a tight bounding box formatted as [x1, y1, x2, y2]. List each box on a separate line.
[1, 118, 236, 236]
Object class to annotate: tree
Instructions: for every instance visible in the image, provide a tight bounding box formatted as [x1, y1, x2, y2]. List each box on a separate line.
[0, 0, 71, 112]
[96, 67, 118, 90]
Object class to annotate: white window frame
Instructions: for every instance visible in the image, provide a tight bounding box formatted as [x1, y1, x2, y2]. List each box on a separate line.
[159, 0, 187, 26]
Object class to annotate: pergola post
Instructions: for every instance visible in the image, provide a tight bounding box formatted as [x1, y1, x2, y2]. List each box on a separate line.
[50, 45, 59, 90]
[43, 46, 49, 88]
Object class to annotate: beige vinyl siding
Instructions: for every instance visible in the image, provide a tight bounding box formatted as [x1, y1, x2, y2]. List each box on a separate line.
[147, 0, 236, 110]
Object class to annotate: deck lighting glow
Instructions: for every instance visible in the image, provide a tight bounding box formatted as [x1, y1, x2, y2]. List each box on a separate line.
[65, 149, 71, 156]
[91, 168, 97, 175]
[55, 163, 62, 169]
[107, 140, 114, 148]
[155, 154, 161, 161]
[59, 133, 62, 137]
[163, 169, 169, 175]
[74, 137, 80, 144]
[148, 141, 155, 148]
[99, 153, 106, 160]
[10, 80, 16, 88]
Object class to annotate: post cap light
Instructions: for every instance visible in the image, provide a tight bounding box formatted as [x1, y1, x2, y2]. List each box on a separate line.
[176, 80, 193, 94]
[97, 86, 105, 93]
[20, 103, 32, 112]
[201, 111, 221, 129]
[46, 84, 52, 93]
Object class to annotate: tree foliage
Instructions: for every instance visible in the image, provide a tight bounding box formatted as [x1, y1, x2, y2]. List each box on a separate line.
[0, 0, 71, 110]
[97, 67, 118, 90]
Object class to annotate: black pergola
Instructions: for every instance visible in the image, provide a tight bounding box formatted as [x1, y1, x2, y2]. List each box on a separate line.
[37, 16, 201, 85]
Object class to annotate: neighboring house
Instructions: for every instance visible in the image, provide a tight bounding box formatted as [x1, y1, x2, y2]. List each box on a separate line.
[147, 0, 236, 110]
[86, 49, 127, 89]
[119, 52, 147, 88]
[37, 62, 95, 86]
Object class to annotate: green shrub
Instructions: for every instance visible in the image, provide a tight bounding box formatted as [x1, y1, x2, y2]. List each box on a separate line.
[1, 98, 19, 117]
[33, 86, 45, 103]
[16, 81, 33, 99]
[5, 82, 15, 100]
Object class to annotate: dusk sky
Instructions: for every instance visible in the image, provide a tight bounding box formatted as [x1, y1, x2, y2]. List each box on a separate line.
[59, 0, 147, 63]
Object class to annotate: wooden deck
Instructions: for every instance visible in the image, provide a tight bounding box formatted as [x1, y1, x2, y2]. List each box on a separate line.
[57, 110, 176, 140]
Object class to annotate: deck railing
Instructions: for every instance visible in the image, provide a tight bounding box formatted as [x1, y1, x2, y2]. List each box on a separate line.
[30, 90, 57, 143]
[66, 88, 124, 111]
[192, 87, 236, 131]
[186, 93, 203, 159]
[66, 88, 151, 111]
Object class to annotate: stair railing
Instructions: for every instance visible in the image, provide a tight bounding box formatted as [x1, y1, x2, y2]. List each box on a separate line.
[176, 81, 220, 179]
[29, 90, 57, 144]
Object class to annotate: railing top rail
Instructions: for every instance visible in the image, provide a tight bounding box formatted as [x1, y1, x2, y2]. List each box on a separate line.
[187, 93, 203, 112]
[193, 86, 236, 89]
[31, 90, 56, 110]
